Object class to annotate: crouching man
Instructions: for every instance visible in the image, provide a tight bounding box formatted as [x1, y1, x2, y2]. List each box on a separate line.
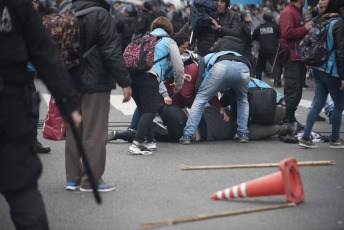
[179, 37, 251, 144]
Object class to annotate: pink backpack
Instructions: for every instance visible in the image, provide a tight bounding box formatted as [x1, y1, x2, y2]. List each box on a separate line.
[123, 33, 168, 74]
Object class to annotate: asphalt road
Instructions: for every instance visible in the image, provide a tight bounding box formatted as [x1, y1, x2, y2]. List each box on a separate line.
[1, 76, 343, 230]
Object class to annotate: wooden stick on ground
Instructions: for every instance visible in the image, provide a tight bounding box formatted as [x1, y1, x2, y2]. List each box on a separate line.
[140, 203, 296, 229]
[179, 160, 336, 170]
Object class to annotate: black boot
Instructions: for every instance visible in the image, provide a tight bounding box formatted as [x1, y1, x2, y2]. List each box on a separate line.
[34, 140, 51, 154]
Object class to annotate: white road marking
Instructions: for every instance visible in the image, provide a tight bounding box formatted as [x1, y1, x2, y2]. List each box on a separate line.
[42, 94, 343, 116]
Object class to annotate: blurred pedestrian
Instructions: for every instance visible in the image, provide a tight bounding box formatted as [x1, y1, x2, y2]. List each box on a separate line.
[0, 0, 81, 229]
[65, 0, 132, 192]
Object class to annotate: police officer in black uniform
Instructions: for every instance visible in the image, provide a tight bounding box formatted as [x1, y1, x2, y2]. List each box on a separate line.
[0, 0, 81, 229]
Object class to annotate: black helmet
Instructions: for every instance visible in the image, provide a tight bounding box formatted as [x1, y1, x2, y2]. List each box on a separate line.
[263, 10, 274, 23]
[143, 0, 157, 11]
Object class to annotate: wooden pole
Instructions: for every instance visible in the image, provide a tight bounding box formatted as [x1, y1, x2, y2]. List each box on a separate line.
[179, 160, 336, 170]
[271, 42, 281, 73]
[140, 203, 296, 229]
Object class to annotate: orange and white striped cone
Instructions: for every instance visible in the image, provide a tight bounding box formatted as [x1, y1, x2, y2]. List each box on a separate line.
[211, 157, 305, 204]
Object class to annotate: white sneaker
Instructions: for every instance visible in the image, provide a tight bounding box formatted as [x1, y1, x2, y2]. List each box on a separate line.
[144, 140, 157, 151]
[128, 143, 152, 155]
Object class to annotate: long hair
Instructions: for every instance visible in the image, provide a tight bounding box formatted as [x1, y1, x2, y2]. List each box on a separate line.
[150, 16, 173, 36]
[324, 0, 344, 14]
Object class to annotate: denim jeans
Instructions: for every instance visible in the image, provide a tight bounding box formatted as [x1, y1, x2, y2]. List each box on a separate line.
[309, 94, 334, 117]
[303, 69, 344, 141]
[183, 60, 250, 137]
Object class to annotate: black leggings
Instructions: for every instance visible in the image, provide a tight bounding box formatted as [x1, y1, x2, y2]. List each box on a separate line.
[131, 73, 160, 143]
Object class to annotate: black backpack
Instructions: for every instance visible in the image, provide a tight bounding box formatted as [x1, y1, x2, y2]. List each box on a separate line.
[300, 17, 341, 66]
[248, 79, 276, 124]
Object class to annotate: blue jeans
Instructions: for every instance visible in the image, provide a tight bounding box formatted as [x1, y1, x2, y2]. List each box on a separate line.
[303, 69, 344, 141]
[183, 60, 250, 137]
[309, 94, 334, 117]
[130, 108, 139, 131]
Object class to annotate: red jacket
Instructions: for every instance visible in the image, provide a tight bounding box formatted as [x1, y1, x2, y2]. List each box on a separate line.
[279, 2, 308, 61]
[164, 63, 222, 109]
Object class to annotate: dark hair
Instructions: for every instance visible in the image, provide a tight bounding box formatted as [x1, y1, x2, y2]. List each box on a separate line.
[289, 0, 298, 3]
[171, 32, 189, 47]
[151, 16, 173, 35]
[324, 0, 344, 14]
[214, 0, 230, 8]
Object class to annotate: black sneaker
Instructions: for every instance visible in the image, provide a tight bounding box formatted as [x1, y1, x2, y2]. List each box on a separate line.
[315, 115, 326, 122]
[128, 142, 152, 155]
[286, 122, 298, 137]
[151, 116, 168, 135]
[34, 140, 51, 154]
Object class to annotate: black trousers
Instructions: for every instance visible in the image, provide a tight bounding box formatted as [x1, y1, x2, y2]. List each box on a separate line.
[155, 104, 188, 142]
[131, 73, 160, 143]
[2, 185, 49, 230]
[0, 86, 49, 229]
[281, 52, 306, 122]
[27, 80, 39, 139]
[256, 52, 282, 83]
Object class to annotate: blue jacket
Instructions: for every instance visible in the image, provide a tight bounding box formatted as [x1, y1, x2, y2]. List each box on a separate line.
[149, 28, 171, 81]
[202, 51, 244, 77]
[314, 17, 343, 78]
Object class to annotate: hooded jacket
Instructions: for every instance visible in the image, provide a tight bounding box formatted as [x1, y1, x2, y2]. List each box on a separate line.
[70, 0, 131, 93]
[279, 2, 308, 61]
[194, 8, 241, 57]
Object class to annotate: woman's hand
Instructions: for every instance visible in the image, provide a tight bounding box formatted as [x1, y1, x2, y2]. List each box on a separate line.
[219, 107, 230, 122]
[164, 96, 172, 105]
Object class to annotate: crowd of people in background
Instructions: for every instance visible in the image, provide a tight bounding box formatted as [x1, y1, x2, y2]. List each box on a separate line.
[1, 0, 343, 228]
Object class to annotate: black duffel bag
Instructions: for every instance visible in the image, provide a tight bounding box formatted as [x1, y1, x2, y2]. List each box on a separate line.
[248, 81, 276, 124]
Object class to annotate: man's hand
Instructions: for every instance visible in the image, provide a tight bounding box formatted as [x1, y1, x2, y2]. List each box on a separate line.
[164, 96, 172, 105]
[340, 80, 344, 90]
[64, 110, 82, 129]
[71, 110, 82, 127]
[122, 86, 132, 103]
[184, 74, 192, 82]
[305, 21, 313, 30]
[209, 17, 220, 30]
[219, 107, 230, 122]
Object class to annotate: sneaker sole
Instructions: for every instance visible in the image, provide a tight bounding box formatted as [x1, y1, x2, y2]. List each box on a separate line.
[240, 140, 248, 143]
[329, 145, 344, 149]
[152, 121, 168, 135]
[146, 147, 157, 151]
[66, 186, 80, 191]
[80, 187, 116, 192]
[299, 143, 318, 148]
[128, 149, 152, 155]
[180, 141, 191, 145]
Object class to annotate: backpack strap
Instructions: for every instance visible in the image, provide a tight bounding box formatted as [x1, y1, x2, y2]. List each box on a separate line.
[152, 34, 169, 65]
[74, 6, 107, 16]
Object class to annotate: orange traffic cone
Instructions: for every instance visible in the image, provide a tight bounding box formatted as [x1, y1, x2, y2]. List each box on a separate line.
[211, 157, 304, 204]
